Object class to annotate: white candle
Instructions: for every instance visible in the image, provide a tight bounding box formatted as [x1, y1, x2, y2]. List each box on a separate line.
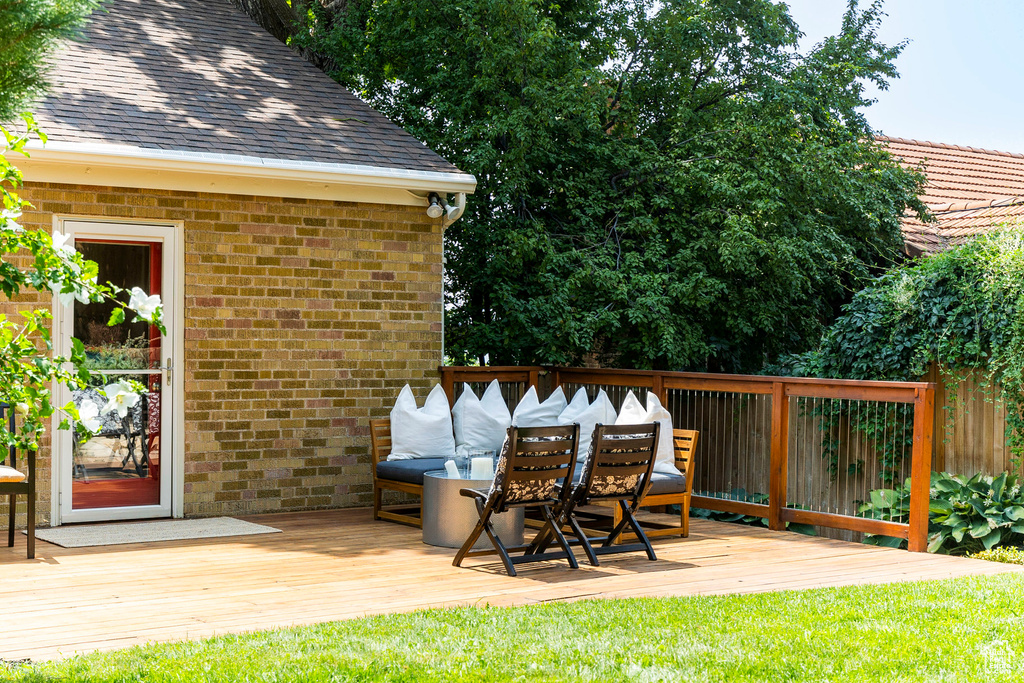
[444, 460, 461, 479]
[470, 457, 491, 480]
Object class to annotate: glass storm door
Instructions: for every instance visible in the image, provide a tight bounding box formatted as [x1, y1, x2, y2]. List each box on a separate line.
[56, 222, 176, 523]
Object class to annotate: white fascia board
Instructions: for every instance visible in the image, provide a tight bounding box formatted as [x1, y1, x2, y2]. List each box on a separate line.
[14, 141, 476, 204]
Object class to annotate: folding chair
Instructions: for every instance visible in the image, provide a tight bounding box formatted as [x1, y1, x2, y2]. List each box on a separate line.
[543, 422, 660, 566]
[453, 424, 580, 577]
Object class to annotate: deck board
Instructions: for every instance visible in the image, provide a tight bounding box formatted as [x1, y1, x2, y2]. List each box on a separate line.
[1, 508, 1020, 661]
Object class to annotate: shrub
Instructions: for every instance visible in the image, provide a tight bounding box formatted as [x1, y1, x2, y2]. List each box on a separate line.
[969, 546, 1024, 564]
[859, 471, 1024, 554]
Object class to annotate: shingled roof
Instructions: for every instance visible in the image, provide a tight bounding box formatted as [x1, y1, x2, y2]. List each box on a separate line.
[879, 136, 1024, 255]
[34, 0, 462, 177]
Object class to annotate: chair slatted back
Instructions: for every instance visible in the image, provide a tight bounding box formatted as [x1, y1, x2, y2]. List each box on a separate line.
[493, 425, 579, 510]
[672, 429, 698, 493]
[369, 419, 392, 465]
[577, 422, 659, 505]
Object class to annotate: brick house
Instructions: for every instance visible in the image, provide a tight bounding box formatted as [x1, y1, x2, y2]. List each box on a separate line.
[879, 136, 1024, 256]
[8, 0, 475, 526]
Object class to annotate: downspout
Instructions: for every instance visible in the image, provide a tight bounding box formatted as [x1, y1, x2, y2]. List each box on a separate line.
[441, 192, 467, 227]
[438, 192, 467, 364]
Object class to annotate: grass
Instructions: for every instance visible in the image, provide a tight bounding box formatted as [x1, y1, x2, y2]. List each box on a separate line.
[7, 572, 1024, 682]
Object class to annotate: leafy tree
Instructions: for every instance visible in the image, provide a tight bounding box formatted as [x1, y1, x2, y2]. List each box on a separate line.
[0, 0, 98, 122]
[272, 0, 926, 371]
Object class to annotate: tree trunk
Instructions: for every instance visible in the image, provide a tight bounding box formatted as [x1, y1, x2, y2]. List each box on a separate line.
[230, 0, 297, 44]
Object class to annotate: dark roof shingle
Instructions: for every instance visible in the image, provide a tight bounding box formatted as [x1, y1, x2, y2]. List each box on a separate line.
[36, 0, 461, 175]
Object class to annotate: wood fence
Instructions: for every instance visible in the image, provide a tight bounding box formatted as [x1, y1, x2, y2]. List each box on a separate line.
[439, 365, 936, 552]
[927, 365, 1017, 476]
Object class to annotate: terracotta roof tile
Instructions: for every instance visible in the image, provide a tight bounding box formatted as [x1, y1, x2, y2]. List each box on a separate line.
[33, 0, 461, 175]
[878, 136, 1024, 255]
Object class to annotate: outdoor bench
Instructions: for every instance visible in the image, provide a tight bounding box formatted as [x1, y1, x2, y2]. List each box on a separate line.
[370, 418, 697, 536]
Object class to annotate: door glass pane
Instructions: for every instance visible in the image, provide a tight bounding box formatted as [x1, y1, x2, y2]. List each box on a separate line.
[75, 241, 162, 370]
[71, 239, 163, 510]
[72, 376, 162, 509]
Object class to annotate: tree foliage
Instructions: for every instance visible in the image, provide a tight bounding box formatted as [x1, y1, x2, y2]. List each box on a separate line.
[280, 0, 927, 370]
[0, 0, 97, 123]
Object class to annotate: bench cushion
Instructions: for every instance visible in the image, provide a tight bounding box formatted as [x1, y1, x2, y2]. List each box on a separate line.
[647, 471, 687, 496]
[376, 458, 447, 486]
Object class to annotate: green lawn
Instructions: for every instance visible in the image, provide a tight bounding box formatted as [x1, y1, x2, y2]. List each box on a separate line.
[7, 572, 1024, 682]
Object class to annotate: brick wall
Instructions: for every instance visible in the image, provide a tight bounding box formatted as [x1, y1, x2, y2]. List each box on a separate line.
[4, 181, 443, 523]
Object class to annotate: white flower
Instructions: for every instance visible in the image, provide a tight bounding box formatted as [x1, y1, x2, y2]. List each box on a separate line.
[2, 210, 24, 233]
[128, 287, 161, 323]
[100, 381, 140, 419]
[55, 280, 97, 307]
[77, 400, 102, 433]
[51, 230, 76, 257]
[15, 402, 29, 416]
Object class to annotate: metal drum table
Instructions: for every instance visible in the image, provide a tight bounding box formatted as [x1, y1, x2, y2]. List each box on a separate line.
[421, 470, 525, 549]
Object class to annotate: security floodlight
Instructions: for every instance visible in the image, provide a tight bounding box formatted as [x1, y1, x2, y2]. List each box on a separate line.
[426, 193, 444, 219]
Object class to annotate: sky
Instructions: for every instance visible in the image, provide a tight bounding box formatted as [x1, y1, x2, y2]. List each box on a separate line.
[783, 0, 1024, 153]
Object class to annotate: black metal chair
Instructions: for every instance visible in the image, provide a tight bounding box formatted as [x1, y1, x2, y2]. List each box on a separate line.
[453, 424, 581, 577]
[540, 422, 660, 566]
[0, 404, 35, 559]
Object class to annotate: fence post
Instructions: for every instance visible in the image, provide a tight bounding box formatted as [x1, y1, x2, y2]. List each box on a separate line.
[768, 381, 789, 531]
[439, 366, 455, 408]
[908, 386, 935, 552]
[653, 373, 667, 405]
[550, 368, 562, 395]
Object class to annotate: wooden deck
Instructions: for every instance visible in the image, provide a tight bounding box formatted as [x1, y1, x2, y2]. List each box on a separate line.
[2, 508, 1020, 662]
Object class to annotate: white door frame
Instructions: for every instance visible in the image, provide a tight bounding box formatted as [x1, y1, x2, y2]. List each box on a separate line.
[50, 217, 185, 525]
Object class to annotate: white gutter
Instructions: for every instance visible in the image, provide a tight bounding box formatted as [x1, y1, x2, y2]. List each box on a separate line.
[20, 140, 477, 194]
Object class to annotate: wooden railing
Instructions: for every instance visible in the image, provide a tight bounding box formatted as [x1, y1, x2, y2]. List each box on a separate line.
[439, 365, 936, 552]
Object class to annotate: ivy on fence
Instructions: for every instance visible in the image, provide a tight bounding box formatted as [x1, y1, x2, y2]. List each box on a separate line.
[781, 228, 1024, 481]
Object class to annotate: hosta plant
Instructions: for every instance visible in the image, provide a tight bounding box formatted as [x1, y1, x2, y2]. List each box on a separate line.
[859, 471, 1024, 554]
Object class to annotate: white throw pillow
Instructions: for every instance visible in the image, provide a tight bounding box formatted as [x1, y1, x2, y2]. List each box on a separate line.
[511, 386, 567, 427]
[453, 380, 512, 456]
[388, 384, 456, 460]
[558, 388, 617, 462]
[615, 390, 680, 475]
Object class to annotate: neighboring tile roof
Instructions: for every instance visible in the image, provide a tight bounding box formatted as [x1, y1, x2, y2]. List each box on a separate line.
[879, 136, 1024, 255]
[34, 0, 461, 175]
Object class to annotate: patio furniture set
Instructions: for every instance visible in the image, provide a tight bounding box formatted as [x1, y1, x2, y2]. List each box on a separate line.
[371, 381, 699, 576]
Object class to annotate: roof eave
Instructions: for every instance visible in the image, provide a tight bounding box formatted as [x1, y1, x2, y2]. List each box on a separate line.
[12, 141, 476, 206]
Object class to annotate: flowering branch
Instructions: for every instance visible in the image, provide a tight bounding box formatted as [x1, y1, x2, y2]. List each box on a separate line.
[1, 117, 164, 450]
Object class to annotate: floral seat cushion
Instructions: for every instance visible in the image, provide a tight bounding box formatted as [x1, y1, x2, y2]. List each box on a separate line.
[0, 465, 26, 483]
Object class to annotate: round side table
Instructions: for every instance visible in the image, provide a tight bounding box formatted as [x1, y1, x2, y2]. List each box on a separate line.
[421, 470, 524, 549]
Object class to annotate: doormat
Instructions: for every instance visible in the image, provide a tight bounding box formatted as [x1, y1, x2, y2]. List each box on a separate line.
[29, 517, 281, 548]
